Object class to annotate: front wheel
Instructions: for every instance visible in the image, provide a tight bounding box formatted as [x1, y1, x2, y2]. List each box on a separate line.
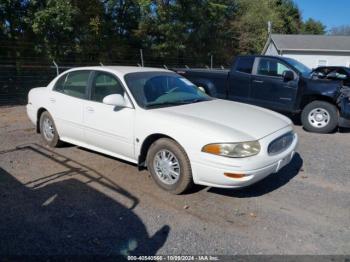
[301, 101, 338, 133]
[146, 138, 194, 194]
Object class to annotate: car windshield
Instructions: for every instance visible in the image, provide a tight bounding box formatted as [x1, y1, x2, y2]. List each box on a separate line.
[284, 57, 312, 76]
[124, 71, 212, 109]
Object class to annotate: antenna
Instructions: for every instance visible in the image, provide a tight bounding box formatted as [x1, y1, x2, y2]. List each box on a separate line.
[268, 21, 272, 35]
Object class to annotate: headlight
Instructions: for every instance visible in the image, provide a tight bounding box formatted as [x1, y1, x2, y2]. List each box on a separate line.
[202, 141, 261, 158]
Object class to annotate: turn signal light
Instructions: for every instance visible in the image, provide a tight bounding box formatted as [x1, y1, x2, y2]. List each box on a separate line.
[202, 144, 221, 154]
[224, 172, 245, 179]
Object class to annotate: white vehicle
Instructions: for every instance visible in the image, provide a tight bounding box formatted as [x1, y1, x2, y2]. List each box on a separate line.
[27, 66, 298, 194]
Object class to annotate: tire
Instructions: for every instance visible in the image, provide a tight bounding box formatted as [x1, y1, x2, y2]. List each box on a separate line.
[301, 101, 338, 133]
[39, 111, 62, 147]
[146, 138, 194, 194]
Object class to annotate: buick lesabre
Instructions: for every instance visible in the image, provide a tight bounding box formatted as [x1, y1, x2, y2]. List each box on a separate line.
[27, 66, 298, 194]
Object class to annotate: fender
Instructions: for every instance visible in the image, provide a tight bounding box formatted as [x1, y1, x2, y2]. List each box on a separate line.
[303, 78, 342, 101]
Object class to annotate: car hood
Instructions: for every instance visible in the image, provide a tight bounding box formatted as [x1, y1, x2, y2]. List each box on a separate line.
[153, 99, 292, 141]
[306, 74, 343, 86]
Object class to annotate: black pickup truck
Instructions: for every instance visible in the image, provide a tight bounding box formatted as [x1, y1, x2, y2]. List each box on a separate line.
[174, 55, 350, 133]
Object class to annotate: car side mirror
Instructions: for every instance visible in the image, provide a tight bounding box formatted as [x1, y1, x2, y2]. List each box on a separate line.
[282, 70, 294, 82]
[103, 94, 127, 107]
[197, 86, 206, 93]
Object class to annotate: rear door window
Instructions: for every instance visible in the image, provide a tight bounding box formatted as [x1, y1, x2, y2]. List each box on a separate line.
[235, 57, 255, 74]
[53, 74, 67, 92]
[54, 71, 91, 99]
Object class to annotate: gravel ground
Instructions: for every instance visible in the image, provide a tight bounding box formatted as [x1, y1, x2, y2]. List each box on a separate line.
[0, 106, 349, 256]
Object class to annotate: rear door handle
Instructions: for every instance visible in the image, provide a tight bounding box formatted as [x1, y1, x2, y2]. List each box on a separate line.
[86, 106, 94, 113]
[253, 80, 264, 84]
[49, 98, 56, 103]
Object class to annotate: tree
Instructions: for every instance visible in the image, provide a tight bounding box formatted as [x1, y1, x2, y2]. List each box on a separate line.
[136, 0, 194, 57]
[30, 0, 79, 59]
[275, 0, 302, 34]
[101, 0, 141, 62]
[233, 0, 302, 54]
[69, 0, 105, 61]
[0, 0, 34, 59]
[0, 0, 329, 65]
[135, 0, 237, 65]
[301, 18, 325, 35]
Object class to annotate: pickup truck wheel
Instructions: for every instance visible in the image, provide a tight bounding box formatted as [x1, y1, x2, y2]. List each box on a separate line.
[147, 138, 194, 194]
[39, 111, 62, 147]
[301, 101, 338, 133]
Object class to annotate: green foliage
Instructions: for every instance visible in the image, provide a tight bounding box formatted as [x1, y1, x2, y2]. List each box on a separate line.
[136, 0, 236, 62]
[233, 0, 302, 54]
[301, 18, 326, 35]
[0, 0, 32, 58]
[0, 0, 328, 65]
[30, 0, 78, 58]
[275, 0, 302, 33]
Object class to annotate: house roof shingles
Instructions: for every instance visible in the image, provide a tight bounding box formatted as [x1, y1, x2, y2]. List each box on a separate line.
[270, 34, 350, 52]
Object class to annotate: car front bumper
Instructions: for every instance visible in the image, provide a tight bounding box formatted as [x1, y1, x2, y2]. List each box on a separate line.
[190, 126, 298, 188]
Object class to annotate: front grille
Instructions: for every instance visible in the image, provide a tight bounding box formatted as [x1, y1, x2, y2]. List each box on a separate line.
[268, 131, 294, 156]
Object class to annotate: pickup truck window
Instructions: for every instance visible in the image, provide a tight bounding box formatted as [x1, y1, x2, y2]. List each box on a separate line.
[257, 58, 290, 77]
[283, 57, 311, 76]
[235, 57, 254, 74]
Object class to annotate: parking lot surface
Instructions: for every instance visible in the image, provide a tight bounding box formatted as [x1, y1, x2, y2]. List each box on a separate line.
[0, 106, 349, 255]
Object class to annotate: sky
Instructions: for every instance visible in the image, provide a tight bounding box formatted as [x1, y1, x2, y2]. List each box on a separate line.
[294, 0, 350, 30]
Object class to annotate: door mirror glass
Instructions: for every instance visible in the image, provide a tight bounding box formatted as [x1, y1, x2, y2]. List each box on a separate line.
[197, 86, 206, 93]
[282, 70, 294, 82]
[103, 94, 126, 107]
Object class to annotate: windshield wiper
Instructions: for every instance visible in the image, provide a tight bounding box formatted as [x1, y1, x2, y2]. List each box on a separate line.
[145, 101, 189, 108]
[182, 98, 209, 104]
[145, 98, 210, 108]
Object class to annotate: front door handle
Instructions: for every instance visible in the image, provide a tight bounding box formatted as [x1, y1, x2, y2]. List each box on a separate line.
[49, 98, 56, 103]
[253, 80, 264, 84]
[86, 106, 94, 113]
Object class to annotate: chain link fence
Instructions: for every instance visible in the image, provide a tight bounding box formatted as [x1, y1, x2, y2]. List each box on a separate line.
[0, 49, 230, 105]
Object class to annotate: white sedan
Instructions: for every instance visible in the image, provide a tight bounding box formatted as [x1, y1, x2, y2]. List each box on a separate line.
[27, 66, 298, 194]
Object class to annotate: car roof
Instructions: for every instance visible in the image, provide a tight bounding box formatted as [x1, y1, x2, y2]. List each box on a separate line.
[234, 55, 296, 64]
[236, 55, 285, 59]
[65, 66, 170, 76]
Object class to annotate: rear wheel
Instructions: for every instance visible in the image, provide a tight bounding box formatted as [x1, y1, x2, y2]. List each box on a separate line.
[301, 101, 338, 133]
[147, 138, 193, 194]
[39, 111, 62, 147]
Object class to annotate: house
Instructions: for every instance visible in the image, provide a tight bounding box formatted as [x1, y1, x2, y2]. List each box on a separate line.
[262, 34, 350, 69]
